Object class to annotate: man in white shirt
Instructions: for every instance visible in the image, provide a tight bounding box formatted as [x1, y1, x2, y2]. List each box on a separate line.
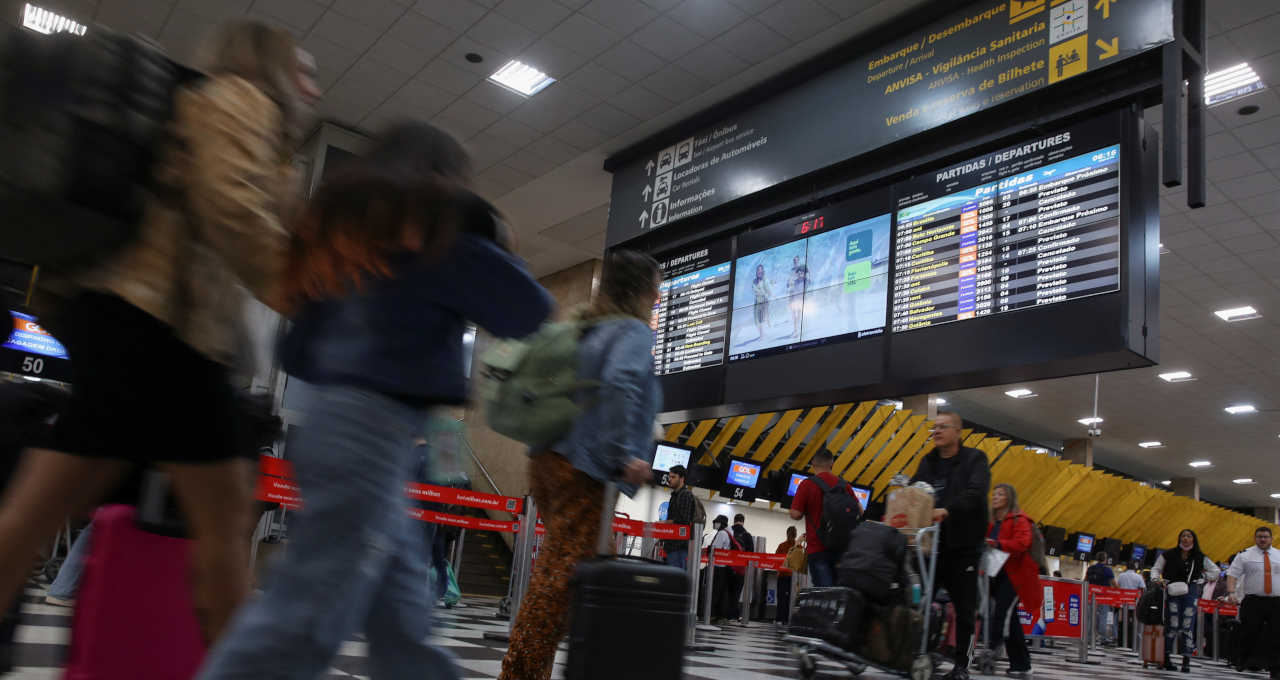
[1226, 526, 1280, 678]
[1116, 565, 1145, 590]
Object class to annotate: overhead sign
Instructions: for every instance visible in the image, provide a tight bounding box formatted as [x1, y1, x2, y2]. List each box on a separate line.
[606, 0, 1173, 246]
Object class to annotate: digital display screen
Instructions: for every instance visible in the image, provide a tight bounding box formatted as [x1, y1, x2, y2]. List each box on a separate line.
[3, 311, 68, 359]
[728, 209, 890, 361]
[1076, 534, 1095, 554]
[852, 485, 871, 511]
[787, 473, 807, 496]
[1131, 544, 1145, 562]
[652, 243, 732, 375]
[652, 443, 692, 473]
[891, 145, 1121, 332]
[726, 460, 762, 489]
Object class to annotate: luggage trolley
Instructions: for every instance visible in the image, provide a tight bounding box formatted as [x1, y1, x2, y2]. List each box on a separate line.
[784, 524, 941, 680]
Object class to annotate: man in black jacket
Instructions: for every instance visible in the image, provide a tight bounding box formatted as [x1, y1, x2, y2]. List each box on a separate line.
[663, 465, 699, 569]
[911, 410, 991, 680]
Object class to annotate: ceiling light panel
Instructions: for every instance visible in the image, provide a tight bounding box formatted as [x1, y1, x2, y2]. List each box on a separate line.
[488, 60, 556, 97]
[1225, 404, 1257, 415]
[1205, 63, 1265, 106]
[1214, 306, 1261, 322]
[1138, 441, 1163, 448]
[1005, 388, 1036, 399]
[22, 3, 86, 35]
[1188, 460, 1212, 468]
[1078, 417, 1103, 425]
[1158, 371, 1195, 383]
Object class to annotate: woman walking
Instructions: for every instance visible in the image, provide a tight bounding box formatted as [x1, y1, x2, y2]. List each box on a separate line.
[983, 484, 1041, 680]
[498, 250, 662, 680]
[0, 20, 318, 642]
[197, 122, 552, 679]
[1151, 528, 1220, 673]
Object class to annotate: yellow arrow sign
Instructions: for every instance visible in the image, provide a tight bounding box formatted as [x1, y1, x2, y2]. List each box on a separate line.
[1096, 37, 1119, 60]
[1094, 0, 1116, 19]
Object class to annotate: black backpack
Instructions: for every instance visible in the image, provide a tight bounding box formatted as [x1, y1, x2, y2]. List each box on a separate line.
[0, 25, 200, 271]
[814, 476, 862, 554]
[1136, 582, 1165, 625]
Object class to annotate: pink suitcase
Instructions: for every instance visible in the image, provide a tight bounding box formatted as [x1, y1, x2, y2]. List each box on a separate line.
[64, 504, 206, 680]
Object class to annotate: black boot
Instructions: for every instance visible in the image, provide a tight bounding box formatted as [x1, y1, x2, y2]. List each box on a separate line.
[1181, 655, 1191, 673]
[1162, 657, 1177, 671]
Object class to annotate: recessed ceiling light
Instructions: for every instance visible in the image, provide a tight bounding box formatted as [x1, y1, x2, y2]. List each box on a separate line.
[1159, 242, 1170, 254]
[1214, 305, 1261, 322]
[1161, 480, 1173, 486]
[1233, 478, 1256, 485]
[1078, 417, 1103, 425]
[935, 397, 948, 405]
[1189, 460, 1213, 468]
[1225, 404, 1257, 415]
[1159, 370, 1195, 383]
[22, 3, 86, 35]
[1206, 63, 1265, 106]
[488, 59, 556, 97]
[1271, 492, 1280, 499]
[1005, 388, 1036, 399]
[1138, 441, 1164, 448]
[1239, 104, 1261, 116]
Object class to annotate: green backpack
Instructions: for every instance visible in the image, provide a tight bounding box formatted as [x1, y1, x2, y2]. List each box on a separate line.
[478, 320, 603, 446]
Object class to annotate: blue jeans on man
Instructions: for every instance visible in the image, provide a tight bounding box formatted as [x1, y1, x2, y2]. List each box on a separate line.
[808, 550, 837, 587]
[666, 545, 688, 571]
[48, 522, 93, 601]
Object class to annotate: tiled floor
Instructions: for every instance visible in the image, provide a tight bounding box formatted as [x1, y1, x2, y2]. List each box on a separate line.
[5, 581, 1270, 679]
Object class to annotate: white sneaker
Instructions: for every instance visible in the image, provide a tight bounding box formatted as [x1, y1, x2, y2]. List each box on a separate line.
[44, 595, 73, 607]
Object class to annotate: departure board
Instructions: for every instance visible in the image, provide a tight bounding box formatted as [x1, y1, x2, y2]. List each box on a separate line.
[891, 139, 1121, 332]
[652, 242, 732, 375]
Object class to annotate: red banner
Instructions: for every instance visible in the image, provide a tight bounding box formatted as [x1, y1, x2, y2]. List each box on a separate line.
[610, 517, 691, 540]
[1093, 586, 1142, 607]
[1198, 600, 1240, 617]
[404, 482, 523, 514]
[406, 508, 520, 533]
[255, 475, 301, 509]
[259, 456, 293, 478]
[700, 550, 790, 573]
[1017, 578, 1084, 639]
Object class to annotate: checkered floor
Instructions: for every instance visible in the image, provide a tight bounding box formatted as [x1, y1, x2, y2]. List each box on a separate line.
[4, 580, 1272, 679]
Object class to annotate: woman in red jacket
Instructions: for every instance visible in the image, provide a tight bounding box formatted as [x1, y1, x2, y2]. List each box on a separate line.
[985, 483, 1043, 680]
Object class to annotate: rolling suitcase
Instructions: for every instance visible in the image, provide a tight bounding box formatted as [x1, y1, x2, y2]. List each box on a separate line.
[565, 484, 690, 680]
[789, 587, 867, 650]
[64, 504, 206, 680]
[1141, 624, 1165, 669]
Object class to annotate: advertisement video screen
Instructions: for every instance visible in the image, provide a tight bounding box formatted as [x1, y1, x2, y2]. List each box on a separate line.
[787, 473, 807, 496]
[652, 443, 693, 472]
[851, 485, 871, 511]
[728, 208, 890, 361]
[1131, 544, 1146, 562]
[1076, 533, 1095, 554]
[3, 311, 68, 359]
[727, 460, 762, 488]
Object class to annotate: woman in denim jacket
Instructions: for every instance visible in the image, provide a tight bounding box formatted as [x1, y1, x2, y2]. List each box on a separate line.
[198, 122, 552, 680]
[500, 250, 662, 680]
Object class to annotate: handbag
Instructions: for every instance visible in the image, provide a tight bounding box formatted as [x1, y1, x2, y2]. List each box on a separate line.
[982, 548, 1010, 576]
[1167, 563, 1193, 597]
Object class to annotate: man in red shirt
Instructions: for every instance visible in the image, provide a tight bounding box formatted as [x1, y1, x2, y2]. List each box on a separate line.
[789, 450, 859, 587]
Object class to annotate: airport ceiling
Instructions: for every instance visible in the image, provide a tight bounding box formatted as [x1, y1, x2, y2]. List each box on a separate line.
[9, 0, 1280, 509]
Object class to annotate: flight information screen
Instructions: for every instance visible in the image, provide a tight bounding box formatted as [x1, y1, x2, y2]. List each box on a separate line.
[652, 241, 732, 375]
[891, 140, 1121, 332]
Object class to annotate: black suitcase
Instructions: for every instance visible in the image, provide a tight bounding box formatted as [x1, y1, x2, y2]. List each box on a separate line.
[789, 586, 868, 650]
[564, 485, 690, 680]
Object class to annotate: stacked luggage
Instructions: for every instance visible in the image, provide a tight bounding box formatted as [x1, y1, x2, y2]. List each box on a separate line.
[785, 521, 940, 680]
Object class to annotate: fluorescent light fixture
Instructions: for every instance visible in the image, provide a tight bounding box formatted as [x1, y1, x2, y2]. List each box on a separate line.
[1078, 417, 1104, 425]
[1225, 404, 1257, 415]
[1158, 370, 1195, 383]
[1030, 447, 1049, 454]
[1188, 460, 1212, 468]
[1205, 63, 1265, 106]
[1138, 441, 1164, 448]
[1271, 492, 1280, 499]
[1233, 478, 1256, 485]
[1005, 388, 1036, 399]
[488, 60, 555, 96]
[22, 3, 86, 35]
[1161, 480, 1172, 486]
[935, 397, 948, 405]
[1214, 305, 1261, 322]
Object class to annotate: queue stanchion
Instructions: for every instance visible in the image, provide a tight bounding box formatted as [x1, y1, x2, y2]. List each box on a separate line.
[1212, 604, 1220, 661]
[685, 522, 715, 650]
[1067, 580, 1101, 665]
[450, 528, 467, 578]
[484, 495, 536, 643]
[701, 547, 719, 629]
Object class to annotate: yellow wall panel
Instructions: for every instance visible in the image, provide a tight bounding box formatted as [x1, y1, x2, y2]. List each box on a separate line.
[794, 403, 855, 471]
[752, 410, 802, 463]
[685, 420, 718, 449]
[729, 413, 774, 459]
[700, 415, 745, 465]
[663, 423, 687, 442]
[768, 407, 828, 473]
[825, 402, 877, 458]
[855, 414, 927, 486]
[832, 405, 896, 477]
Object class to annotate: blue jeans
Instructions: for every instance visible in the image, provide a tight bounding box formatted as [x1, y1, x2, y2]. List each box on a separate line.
[666, 545, 688, 571]
[49, 522, 92, 599]
[1095, 603, 1115, 644]
[198, 387, 460, 680]
[808, 550, 837, 587]
[1165, 585, 1202, 656]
